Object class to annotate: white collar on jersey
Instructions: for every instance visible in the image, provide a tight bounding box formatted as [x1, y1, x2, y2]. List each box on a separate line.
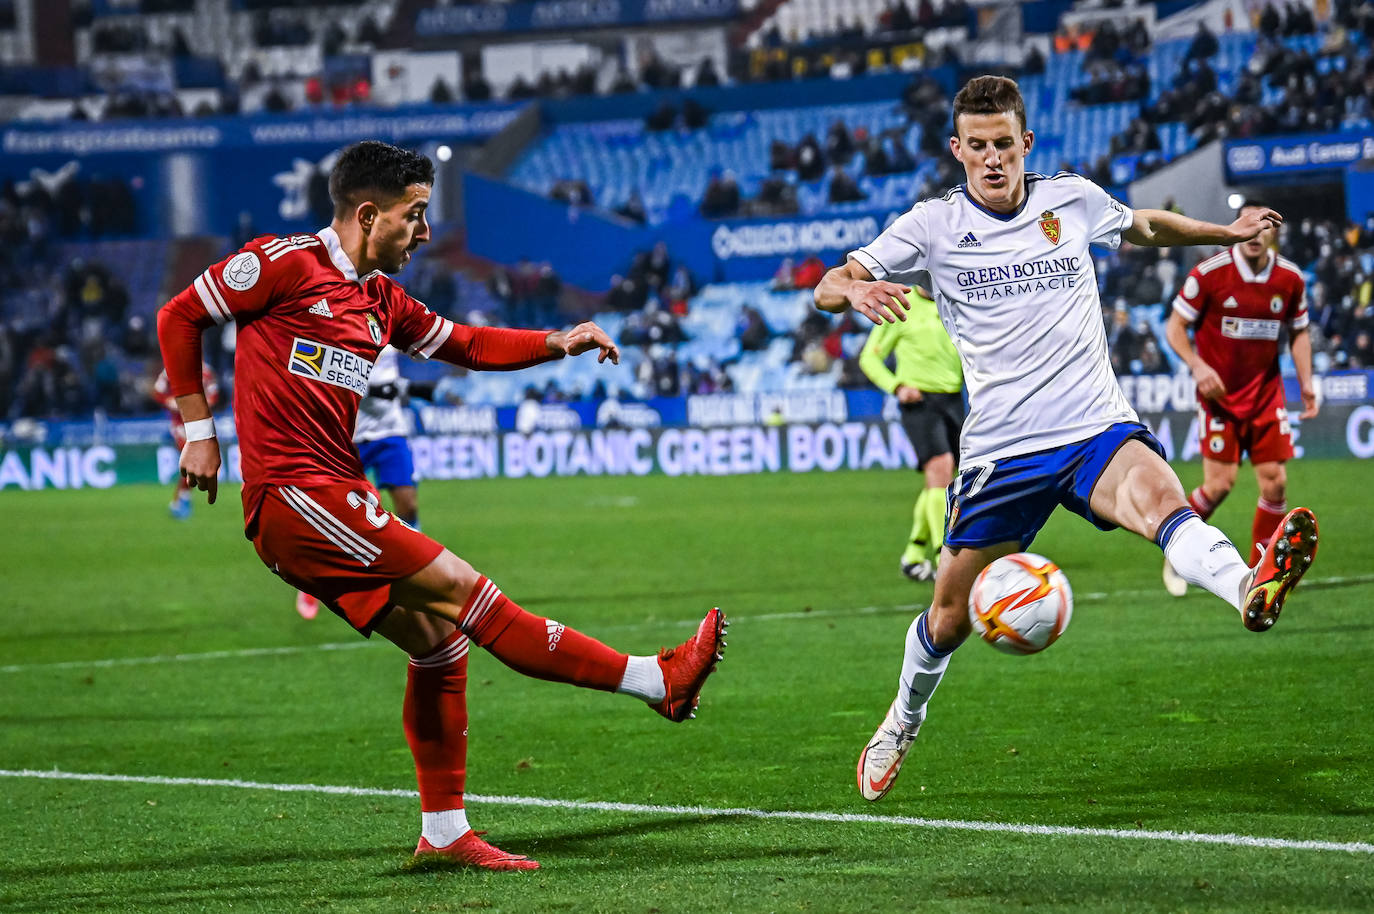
[317, 225, 382, 284]
[1230, 245, 1275, 283]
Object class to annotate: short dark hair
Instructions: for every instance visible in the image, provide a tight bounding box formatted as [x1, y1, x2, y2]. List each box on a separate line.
[952, 75, 1027, 134]
[1238, 198, 1271, 212]
[329, 141, 435, 219]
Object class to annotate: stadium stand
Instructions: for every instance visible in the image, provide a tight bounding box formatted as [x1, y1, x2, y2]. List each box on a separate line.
[2, 0, 1370, 422]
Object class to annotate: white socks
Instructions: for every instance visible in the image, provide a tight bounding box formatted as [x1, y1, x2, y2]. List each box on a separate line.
[421, 808, 471, 848]
[894, 612, 952, 731]
[616, 655, 666, 703]
[1162, 515, 1252, 610]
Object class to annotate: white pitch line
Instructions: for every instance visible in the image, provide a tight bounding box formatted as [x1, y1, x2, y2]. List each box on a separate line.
[1, 768, 1370, 856]
[6, 571, 1374, 675]
[0, 641, 376, 674]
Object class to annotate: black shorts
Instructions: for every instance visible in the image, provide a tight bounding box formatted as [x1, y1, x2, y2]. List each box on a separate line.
[899, 392, 965, 471]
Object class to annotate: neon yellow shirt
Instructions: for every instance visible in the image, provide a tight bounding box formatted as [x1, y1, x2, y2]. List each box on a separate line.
[858, 290, 963, 395]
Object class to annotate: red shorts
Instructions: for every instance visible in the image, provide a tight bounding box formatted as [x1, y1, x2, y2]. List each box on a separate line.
[251, 481, 444, 635]
[1197, 402, 1293, 465]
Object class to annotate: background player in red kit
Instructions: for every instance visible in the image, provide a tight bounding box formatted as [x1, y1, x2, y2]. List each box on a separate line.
[152, 362, 219, 520]
[156, 141, 727, 871]
[1162, 200, 1319, 595]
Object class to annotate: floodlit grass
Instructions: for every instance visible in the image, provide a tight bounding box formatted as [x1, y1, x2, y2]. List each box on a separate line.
[3, 461, 1372, 912]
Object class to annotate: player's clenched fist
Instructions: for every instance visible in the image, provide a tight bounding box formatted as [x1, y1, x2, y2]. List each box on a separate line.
[547, 322, 620, 364]
[179, 438, 221, 504]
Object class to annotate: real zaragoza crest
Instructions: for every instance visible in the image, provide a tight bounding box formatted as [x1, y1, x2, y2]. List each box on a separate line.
[1038, 210, 1061, 245]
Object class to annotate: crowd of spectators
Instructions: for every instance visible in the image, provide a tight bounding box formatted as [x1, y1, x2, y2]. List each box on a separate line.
[34, 0, 979, 124]
[1288, 214, 1374, 369]
[693, 94, 932, 221]
[486, 258, 563, 330]
[1134, 1, 1371, 149]
[1058, 15, 1154, 106]
[0, 159, 186, 421]
[0, 254, 152, 420]
[1, 172, 139, 240]
[607, 242, 694, 341]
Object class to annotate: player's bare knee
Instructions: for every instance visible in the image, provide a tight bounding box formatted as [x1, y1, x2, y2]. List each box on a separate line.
[428, 551, 482, 603]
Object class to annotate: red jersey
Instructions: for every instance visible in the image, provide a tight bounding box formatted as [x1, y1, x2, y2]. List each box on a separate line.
[1171, 246, 1308, 419]
[157, 227, 557, 531]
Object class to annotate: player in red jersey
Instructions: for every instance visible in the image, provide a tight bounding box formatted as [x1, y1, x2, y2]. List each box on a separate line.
[1162, 200, 1319, 595]
[153, 362, 219, 519]
[156, 141, 727, 871]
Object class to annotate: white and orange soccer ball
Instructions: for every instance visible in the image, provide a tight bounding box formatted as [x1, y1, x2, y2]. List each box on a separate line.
[968, 553, 1073, 655]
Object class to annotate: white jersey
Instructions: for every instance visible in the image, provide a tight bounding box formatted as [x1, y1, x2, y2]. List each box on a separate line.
[851, 172, 1138, 465]
[353, 346, 412, 443]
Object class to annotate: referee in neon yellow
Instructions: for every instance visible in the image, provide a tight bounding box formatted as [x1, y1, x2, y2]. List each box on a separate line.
[858, 285, 965, 581]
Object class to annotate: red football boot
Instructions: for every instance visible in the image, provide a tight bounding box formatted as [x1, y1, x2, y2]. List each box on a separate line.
[295, 591, 319, 621]
[652, 608, 727, 722]
[413, 831, 540, 871]
[1242, 507, 1318, 632]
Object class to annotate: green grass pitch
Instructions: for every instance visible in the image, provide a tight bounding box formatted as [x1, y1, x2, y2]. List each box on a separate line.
[2, 460, 1372, 913]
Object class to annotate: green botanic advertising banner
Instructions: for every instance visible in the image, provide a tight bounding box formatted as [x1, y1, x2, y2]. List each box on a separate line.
[2, 407, 1373, 492]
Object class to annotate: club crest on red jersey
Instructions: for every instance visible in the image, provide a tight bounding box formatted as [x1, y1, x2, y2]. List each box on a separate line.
[366, 313, 383, 346]
[1038, 210, 1061, 246]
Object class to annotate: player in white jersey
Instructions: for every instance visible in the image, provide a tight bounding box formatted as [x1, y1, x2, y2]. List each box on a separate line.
[354, 345, 434, 529]
[297, 344, 437, 620]
[815, 75, 1320, 802]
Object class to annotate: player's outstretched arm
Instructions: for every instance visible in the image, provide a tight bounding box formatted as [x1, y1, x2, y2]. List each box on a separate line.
[1124, 207, 1283, 248]
[545, 321, 620, 364]
[815, 259, 911, 324]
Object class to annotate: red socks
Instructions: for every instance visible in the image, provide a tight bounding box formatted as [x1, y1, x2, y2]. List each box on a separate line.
[1187, 486, 1216, 522]
[403, 578, 632, 812]
[460, 576, 628, 692]
[404, 630, 469, 812]
[1252, 497, 1287, 565]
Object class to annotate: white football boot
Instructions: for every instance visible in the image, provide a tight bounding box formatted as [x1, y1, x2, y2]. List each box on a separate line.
[857, 700, 921, 801]
[1162, 558, 1188, 597]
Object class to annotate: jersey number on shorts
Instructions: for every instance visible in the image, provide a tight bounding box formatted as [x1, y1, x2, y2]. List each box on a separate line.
[347, 490, 392, 528]
[955, 462, 996, 499]
[1276, 407, 1292, 440]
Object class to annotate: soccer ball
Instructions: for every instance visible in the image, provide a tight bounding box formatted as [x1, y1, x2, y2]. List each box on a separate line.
[968, 553, 1073, 655]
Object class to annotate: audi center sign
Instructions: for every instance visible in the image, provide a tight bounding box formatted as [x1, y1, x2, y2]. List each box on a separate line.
[1224, 131, 1374, 178]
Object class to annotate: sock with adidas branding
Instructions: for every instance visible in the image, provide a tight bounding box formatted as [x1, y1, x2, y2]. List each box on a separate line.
[1157, 508, 1251, 610]
[460, 575, 629, 691]
[405, 629, 472, 847]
